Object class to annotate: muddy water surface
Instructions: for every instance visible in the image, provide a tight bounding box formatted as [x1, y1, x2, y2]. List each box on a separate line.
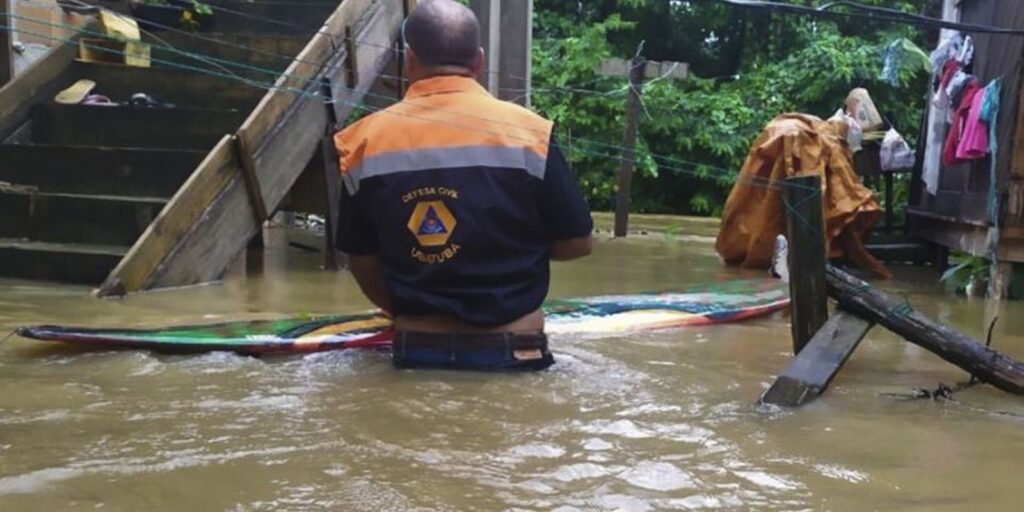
[2, 223, 1024, 511]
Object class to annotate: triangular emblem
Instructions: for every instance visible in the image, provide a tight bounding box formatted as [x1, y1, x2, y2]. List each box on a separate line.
[417, 205, 448, 235]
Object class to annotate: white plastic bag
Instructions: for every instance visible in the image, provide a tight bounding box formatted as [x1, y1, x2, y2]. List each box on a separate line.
[831, 108, 863, 153]
[880, 128, 916, 171]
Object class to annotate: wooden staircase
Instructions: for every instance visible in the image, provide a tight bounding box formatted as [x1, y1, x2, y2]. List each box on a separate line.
[0, 0, 402, 288]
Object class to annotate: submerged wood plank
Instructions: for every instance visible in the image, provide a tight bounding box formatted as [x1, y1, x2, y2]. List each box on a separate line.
[96, 0, 403, 296]
[826, 264, 1024, 395]
[0, 239, 126, 284]
[760, 310, 873, 407]
[0, 189, 165, 246]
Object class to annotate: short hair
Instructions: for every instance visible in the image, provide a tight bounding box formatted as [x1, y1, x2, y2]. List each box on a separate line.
[404, 0, 481, 69]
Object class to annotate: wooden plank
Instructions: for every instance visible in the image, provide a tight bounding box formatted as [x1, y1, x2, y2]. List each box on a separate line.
[97, 0, 403, 296]
[784, 175, 829, 354]
[827, 264, 1024, 395]
[1006, 61, 1024, 227]
[1, 0, 12, 86]
[147, 3, 400, 289]
[95, 135, 236, 296]
[31, 104, 244, 149]
[240, 0, 379, 148]
[232, 128, 268, 224]
[344, 25, 358, 88]
[147, 90, 328, 286]
[0, 239, 125, 284]
[864, 241, 932, 265]
[320, 135, 342, 270]
[0, 144, 202, 197]
[760, 310, 874, 407]
[0, 190, 165, 246]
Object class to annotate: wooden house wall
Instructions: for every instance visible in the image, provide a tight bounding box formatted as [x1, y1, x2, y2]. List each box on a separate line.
[910, 0, 1024, 259]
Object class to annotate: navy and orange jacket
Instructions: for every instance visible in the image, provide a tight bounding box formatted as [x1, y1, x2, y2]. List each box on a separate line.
[334, 75, 592, 327]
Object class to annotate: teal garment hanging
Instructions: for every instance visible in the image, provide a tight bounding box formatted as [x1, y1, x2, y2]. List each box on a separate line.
[979, 78, 1002, 261]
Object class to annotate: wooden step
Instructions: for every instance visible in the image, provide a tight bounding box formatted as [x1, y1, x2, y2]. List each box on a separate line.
[0, 144, 202, 197]
[148, 33, 311, 78]
[29, 103, 244, 150]
[0, 239, 126, 284]
[866, 242, 933, 264]
[0, 189, 166, 246]
[62, 61, 266, 111]
[150, 1, 338, 35]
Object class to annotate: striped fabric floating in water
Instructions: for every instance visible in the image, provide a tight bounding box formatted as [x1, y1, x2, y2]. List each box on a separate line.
[16, 279, 788, 355]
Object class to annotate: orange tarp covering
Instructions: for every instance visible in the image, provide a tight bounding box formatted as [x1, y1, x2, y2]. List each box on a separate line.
[715, 114, 891, 278]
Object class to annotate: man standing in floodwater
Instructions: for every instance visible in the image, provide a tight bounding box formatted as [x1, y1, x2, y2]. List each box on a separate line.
[334, 0, 593, 371]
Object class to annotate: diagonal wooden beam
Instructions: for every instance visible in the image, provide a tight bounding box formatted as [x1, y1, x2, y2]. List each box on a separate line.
[760, 310, 873, 407]
[96, 0, 405, 296]
[232, 128, 268, 225]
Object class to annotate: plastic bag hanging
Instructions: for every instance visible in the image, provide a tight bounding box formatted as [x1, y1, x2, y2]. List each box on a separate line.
[880, 128, 916, 172]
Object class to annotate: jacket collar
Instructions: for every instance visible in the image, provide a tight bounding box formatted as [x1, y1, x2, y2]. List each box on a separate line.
[404, 75, 489, 100]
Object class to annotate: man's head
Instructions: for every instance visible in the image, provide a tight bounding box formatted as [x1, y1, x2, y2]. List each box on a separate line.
[403, 0, 484, 81]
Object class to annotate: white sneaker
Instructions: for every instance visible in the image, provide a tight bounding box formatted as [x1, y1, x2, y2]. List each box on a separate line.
[771, 234, 790, 283]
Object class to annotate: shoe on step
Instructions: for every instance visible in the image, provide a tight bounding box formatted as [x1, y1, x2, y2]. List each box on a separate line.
[82, 94, 117, 107]
[55, 79, 96, 104]
[129, 93, 175, 108]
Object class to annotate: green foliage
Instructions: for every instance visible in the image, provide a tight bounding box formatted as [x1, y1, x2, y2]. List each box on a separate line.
[941, 252, 991, 295]
[192, 0, 213, 16]
[531, 0, 933, 215]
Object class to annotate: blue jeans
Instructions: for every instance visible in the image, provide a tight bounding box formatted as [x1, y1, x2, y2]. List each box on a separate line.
[392, 331, 554, 371]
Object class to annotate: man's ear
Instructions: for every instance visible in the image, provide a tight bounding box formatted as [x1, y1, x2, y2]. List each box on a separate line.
[472, 47, 485, 77]
[404, 44, 419, 76]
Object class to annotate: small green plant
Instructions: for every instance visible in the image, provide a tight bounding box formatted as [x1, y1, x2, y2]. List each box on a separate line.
[940, 252, 990, 296]
[179, 1, 212, 31]
[663, 223, 681, 241]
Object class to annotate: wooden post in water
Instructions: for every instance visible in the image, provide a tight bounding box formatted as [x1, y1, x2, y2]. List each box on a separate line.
[784, 175, 829, 354]
[320, 78, 341, 271]
[614, 50, 645, 237]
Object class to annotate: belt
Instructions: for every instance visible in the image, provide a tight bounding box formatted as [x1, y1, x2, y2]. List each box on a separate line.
[394, 331, 547, 351]
[392, 331, 553, 371]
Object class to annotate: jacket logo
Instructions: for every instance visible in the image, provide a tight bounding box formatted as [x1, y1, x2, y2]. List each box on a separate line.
[407, 200, 457, 247]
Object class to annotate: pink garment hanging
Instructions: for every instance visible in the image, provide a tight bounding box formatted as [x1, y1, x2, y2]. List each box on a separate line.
[956, 86, 990, 161]
[943, 79, 981, 166]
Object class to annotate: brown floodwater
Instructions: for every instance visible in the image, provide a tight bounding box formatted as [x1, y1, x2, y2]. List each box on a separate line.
[2, 220, 1024, 511]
